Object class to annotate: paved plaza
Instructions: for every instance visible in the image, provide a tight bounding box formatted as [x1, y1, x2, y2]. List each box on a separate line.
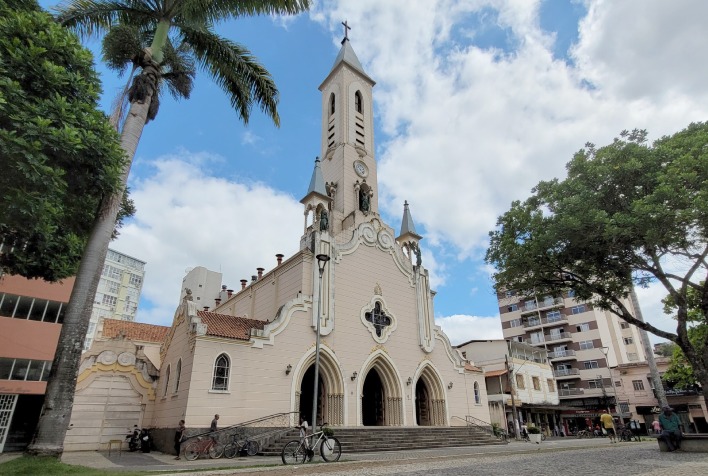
[3, 437, 707, 475]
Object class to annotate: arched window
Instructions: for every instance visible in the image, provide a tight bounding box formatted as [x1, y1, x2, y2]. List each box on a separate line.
[474, 381, 480, 404]
[212, 353, 230, 391]
[354, 91, 363, 114]
[329, 93, 336, 116]
[175, 359, 182, 393]
[164, 364, 171, 396]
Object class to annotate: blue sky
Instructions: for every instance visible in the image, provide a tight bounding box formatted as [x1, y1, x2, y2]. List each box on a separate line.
[41, 1, 708, 344]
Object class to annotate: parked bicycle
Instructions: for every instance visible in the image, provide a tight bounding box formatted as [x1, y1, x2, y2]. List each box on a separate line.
[618, 427, 640, 442]
[281, 422, 341, 465]
[184, 434, 224, 460]
[576, 429, 594, 438]
[223, 430, 260, 458]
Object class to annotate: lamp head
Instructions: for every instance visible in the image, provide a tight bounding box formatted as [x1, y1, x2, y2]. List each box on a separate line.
[316, 254, 330, 272]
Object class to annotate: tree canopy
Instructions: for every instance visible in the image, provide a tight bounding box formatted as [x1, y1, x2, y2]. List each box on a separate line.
[485, 122, 708, 405]
[0, 0, 128, 281]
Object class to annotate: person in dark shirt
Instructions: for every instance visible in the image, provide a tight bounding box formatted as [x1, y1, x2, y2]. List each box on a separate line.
[210, 414, 219, 432]
[174, 420, 185, 460]
[659, 406, 682, 452]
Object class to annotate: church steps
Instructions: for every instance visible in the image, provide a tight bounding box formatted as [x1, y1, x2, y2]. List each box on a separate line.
[259, 426, 503, 455]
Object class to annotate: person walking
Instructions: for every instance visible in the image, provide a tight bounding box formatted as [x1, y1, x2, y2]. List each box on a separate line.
[211, 414, 219, 432]
[174, 420, 186, 460]
[659, 406, 682, 452]
[600, 410, 617, 443]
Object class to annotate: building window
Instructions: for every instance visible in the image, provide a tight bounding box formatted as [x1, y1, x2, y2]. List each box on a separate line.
[212, 353, 230, 391]
[329, 93, 335, 115]
[507, 304, 518, 312]
[632, 380, 645, 391]
[505, 290, 516, 298]
[354, 90, 363, 114]
[524, 300, 537, 311]
[101, 278, 120, 294]
[164, 365, 171, 396]
[579, 340, 594, 350]
[532, 376, 541, 390]
[583, 360, 599, 369]
[509, 318, 521, 328]
[527, 316, 541, 327]
[571, 305, 586, 314]
[101, 295, 117, 308]
[546, 310, 562, 322]
[175, 359, 182, 392]
[623, 337, 633, 345]
[474, 382, 480, 404]
[620, 322, 630, 329]
[128, 273, 143, 286]
[515, 374, 525, 389]
[588, 379, 603, 389]
[567, 289, 576, 297]
[102, 264, 122, 280]
[547, 379, 555, 392]
[576, 323, 590, 332]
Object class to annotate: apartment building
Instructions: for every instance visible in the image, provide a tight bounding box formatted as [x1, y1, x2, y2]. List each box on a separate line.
[85, 249, 146, 350]
[457, 339, 560, 435]
[0, 274, 73, 452]
[497, 289, 647, 433]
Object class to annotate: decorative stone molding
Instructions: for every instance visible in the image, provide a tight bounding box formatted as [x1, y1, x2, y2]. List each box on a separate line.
[360, 296, 397, 344]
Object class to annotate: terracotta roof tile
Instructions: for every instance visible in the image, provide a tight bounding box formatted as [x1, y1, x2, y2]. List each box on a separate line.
[465, 363, 483, 373]
[485, 369, 508, 377]
[102, 319, 170, 343]
[197, 311, 266, 340]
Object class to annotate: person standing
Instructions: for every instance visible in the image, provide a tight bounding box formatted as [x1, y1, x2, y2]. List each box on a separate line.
[659, 406, 682, 452]
[600, 410, 616, 443]
[652, 418, 661, 435]
[174, 420, 186, 460]
[211, 414, 219, 432]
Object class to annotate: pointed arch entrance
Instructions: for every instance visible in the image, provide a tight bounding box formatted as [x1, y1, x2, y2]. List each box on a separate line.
[360, 354, 403, 426]
[294, 349, 344, 426]
[414, 365, 447, 426]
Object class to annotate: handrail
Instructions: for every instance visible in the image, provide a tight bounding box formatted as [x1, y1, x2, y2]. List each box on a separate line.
[183, 411, 299, 443]
[451, 415, 497, 439]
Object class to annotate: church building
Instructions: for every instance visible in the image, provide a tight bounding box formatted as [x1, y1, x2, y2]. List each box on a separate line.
[144, 35, 491, 434]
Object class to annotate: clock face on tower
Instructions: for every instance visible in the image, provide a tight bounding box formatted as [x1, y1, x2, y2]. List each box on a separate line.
[353, 160, 368, 178]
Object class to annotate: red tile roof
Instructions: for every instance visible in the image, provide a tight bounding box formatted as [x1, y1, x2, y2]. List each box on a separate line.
[484, 369, 508, 377]
[102, 319, 170, 343]
[197, 311, 266, 340]
[465, 363, 483, 373]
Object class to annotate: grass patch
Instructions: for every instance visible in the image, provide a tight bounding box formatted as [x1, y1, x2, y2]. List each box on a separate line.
[0, 455, 147, 476]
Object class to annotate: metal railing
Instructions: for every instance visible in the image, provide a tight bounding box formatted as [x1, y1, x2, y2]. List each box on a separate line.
[548, 349, 576, 359]
[182, 411, 299, 448]
[451, 415, 503, 442]
[559, 388, 584, 396]
[554, 368, 580, 377]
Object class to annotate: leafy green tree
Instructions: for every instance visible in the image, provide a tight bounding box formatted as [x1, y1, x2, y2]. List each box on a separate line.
[661, 285, 707, 389]
[0, 0, 128, 282]
[486, 123, 708, 409]
[654, 342, 677, 358]
[27, 0, 310, 458]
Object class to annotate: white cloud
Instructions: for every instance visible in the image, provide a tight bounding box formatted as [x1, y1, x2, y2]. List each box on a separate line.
[436, 314, 504, 346]
[113, 150, 303, 326]
[311, 0, 708, 315]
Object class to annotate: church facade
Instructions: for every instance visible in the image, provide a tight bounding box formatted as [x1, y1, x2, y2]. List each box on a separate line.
[149, 36, 491, 432]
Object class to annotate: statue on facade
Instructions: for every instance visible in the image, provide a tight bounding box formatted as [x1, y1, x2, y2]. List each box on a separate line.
[413, 243, 422, 266]
[319, 210, 329, 231]
[360, 188, 370, 212]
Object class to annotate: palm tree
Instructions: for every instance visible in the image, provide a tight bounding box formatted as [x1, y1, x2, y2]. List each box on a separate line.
[27, 0, 310, 457]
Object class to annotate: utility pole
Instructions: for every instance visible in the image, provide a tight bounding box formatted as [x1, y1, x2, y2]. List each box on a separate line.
[630, 289, 668, 407]
[505, 352, 521, 440]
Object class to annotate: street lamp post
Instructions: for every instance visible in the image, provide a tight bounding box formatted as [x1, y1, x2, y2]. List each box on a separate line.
[311, 254, 330, 435]
[600, 347, 623, 423]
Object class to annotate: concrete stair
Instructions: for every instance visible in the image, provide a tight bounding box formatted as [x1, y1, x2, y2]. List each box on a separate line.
[260, 426, 503, 456]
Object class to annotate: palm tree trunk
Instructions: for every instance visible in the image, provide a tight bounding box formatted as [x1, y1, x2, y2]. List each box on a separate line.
[26, 87, 154, 458]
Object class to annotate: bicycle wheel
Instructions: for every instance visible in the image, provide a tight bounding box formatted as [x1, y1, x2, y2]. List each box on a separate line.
[282, 440, 306, 465]
[223, 443, 240, 459]
[184, 441, 200, 461]
[208, 443, 224, 459]
[541, 433, 547, 441]
[320, 436, 341, 462]
[245, 440, 260, 456]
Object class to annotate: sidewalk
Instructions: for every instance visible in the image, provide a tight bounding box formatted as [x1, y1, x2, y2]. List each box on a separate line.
[50, 436, 654, 473]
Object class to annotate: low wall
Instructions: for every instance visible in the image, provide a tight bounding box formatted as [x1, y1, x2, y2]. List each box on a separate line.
[655, 434, 708, 452]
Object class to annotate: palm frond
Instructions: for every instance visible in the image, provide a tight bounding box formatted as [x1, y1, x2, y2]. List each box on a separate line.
[175, 0, 310, 25]
[56, 0, 157, 40]
[101, 23, 146, 73]
[180, 26, 279, 126]
[160, 40, 196, 100]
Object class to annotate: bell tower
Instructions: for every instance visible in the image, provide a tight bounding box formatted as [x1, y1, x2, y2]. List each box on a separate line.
[317, 23, 377, 236]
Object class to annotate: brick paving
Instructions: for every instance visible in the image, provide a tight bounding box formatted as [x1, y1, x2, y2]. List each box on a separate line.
[4, 437, 705, 475]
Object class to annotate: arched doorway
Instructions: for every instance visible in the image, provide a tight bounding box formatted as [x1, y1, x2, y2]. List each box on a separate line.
[415, 379, 431, 426]
[299, 365, 325, 426]
[362, 368, 385, 426]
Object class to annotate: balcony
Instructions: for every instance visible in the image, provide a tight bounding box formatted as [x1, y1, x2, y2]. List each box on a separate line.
[522, 315, 568, 329]
[519, 298, 565, 316]
[524, 332, 573, 346]
[554, 368, 580, 379]
[548, 349, 577, 361]
[559, 388, 585, 397]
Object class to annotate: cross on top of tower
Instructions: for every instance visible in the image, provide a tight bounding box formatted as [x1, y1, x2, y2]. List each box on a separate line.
[342, 20, 351, 41]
